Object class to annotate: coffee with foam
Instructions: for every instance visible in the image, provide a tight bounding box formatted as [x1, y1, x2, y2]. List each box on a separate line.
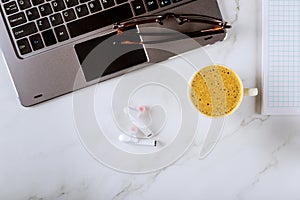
[190, 65, 243, 117]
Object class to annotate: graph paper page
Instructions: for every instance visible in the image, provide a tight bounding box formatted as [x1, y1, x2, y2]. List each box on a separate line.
[262, 0, 300, 115]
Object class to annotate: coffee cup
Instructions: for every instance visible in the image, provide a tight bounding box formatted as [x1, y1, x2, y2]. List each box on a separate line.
[189, 65, 258, 117]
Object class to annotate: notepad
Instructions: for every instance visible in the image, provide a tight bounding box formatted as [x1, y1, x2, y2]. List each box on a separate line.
[262, 0, 300, 115]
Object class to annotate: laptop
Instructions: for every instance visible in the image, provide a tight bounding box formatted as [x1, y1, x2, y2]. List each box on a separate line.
[0, 0, 227, 106]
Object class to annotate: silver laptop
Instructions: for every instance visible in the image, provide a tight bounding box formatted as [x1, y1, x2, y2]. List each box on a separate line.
[0, 0, 227, 106]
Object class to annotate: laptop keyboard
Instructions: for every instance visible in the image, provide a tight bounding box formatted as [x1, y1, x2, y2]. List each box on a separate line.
[1, 0, 186, 56]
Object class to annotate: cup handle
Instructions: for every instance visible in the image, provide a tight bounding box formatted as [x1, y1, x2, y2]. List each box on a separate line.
[244, 88, 258, 96]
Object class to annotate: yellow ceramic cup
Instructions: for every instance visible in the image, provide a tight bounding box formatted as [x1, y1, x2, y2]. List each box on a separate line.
[190, 65, 258, 117]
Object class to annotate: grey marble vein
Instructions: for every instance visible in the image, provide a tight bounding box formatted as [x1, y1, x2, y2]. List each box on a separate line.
[232, 0, 240, 24]
[221, 115, 270, 143]
[28, 195, 43, 200]
[236, 133, 293, 200]
[240, 115, 270, 127]
[111, 170, 163, 200]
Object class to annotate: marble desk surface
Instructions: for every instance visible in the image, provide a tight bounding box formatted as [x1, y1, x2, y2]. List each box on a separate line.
[2, 0, 300, 199]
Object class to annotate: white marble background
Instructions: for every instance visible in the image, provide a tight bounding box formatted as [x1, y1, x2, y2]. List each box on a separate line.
[2, 0, 300, 199]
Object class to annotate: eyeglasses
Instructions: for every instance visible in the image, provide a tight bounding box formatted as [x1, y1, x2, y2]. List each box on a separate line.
[113, 13, 231, 44]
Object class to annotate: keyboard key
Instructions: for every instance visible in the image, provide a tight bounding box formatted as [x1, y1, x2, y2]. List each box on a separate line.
[29, 34, 44, 50]
[54, 25, 69, 42]
[8, 12, 27, 27]
[26, 8, 40, 21]
[62, 8, 76, 22]
[131, 0, 145, 16]
[36, 17, 50, 30]
[2, 0, 10, 3]
[39, 3, 53, 16]
[51, 0, 66, 12]
[17, 0, 31, 10]
[144, 0, 158, 11]
[75, 4, 89, 17]
[88, 0, 101, 13]
[12, 22, 37, 39]
[32, 0, 44, 6]
[17, 38, 32, 55]
[4, 1, 19, 15]
[65, 0, 79, 7]
[42, 29, 57, 46]
[100, 0, 115, 9]
[67, 3, 133, 38]
[158, 0, 171, 7]
[116, 0, 127, 4]
[50, 13, 63, 26]
[79, 0, 89, 3]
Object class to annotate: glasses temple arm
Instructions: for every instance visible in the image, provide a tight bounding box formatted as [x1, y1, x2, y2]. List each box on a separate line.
[184, 18, 231, 29]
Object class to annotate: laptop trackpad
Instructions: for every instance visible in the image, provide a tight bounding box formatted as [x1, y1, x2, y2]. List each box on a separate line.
[74, 30, 148, 82]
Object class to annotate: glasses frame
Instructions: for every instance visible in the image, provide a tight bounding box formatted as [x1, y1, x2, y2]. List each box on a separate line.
[113, 13, 231, 42]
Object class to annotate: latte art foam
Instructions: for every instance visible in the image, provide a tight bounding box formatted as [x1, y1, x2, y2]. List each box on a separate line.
[190, 65, 243, 117]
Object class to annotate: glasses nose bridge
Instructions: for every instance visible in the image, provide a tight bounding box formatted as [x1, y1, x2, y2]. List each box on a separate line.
[158, 13, 185, 25]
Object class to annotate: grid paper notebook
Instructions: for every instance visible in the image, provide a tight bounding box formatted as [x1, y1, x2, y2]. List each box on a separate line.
[262, 0, 300, 115]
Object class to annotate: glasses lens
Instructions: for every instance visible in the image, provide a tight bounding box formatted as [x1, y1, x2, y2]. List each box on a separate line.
[152, 15, 223, 33]
[117, 15, 161, 29]
[116, 14, 229, 44]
